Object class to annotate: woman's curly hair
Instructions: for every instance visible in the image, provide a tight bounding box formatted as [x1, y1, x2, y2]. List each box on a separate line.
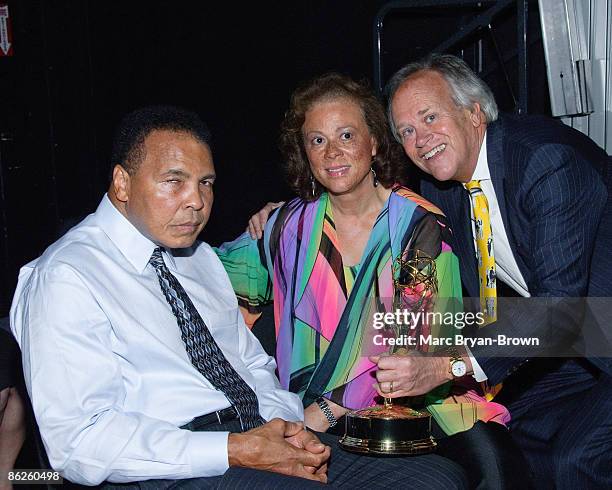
[279, 72, 406, 201]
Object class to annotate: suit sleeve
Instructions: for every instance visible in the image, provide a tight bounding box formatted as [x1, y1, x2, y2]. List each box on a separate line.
[523, 145, 606, 297]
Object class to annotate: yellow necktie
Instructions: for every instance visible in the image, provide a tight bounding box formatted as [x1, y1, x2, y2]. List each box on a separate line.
[465, 180, 500, 401]
[465, 180, 497, 324]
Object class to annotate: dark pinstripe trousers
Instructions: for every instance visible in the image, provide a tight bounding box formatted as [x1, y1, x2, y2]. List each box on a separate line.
[500, 359, 612, 489]
[102, 420, 467, 489]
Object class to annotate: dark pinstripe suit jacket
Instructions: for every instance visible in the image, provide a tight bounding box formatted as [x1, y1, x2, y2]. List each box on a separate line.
[421, 113, 611, 385]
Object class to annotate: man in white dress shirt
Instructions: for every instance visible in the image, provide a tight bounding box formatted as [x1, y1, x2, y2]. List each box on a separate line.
[10, 105, 467, 489]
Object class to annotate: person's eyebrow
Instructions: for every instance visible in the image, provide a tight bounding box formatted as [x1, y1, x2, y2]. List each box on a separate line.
[304, 125, 357, 136]
[417, 107, 430, 116]
[161, 168, 189, 178]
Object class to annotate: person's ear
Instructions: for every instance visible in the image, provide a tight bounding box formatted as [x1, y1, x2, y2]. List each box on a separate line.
[111, 164, 131, 203]
[468, 102, 485, 127]
[370, 135, 378, 158]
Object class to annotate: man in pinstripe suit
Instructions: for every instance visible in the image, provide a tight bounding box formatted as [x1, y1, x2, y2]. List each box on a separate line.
[385, 53, 611, 489]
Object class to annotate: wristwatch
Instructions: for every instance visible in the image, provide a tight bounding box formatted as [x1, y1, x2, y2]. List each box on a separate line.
[447, 347, 467, 378]
[315, 397, 338, 428]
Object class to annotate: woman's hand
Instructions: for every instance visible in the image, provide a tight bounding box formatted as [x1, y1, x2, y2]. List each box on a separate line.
[304, 399, 349, 432]
[247, 201, 285, 239]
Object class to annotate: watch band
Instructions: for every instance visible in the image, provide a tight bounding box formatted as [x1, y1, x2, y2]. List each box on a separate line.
[315, 397, 338, 428]
[447, 346, 461, 361]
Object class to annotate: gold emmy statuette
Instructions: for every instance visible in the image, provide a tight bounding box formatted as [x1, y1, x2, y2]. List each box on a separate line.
[339, 249, 438, 455]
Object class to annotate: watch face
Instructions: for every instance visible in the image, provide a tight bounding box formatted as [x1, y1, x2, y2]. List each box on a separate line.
[451, 360, 467, 377]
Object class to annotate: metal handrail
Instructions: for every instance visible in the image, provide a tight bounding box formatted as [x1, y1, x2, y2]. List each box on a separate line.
[373, 0, 529, 114]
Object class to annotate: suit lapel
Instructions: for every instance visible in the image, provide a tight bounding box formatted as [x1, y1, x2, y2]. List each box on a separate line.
[452, 186, 480, 298]
[486, 120, 509, 233]
[486, 117, 530, 283]
[421, 178, 480, 298]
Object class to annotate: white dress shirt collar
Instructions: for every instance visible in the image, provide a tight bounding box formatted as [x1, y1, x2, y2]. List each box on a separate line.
[97, 193, 176, 273]
[467, 132, 489, 183]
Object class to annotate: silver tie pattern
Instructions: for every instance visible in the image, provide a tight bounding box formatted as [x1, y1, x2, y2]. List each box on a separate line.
[149, 247, 264, 430]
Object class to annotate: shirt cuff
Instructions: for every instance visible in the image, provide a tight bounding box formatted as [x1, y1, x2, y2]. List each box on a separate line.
[465, 347, 488, 382]
[257, 390, 305, 424]
[185, 431, 230, 477]
[264, 407, 303, 423]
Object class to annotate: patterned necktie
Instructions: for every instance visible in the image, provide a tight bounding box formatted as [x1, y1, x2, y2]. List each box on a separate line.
[465, 182, 501, 401]
[149, 247, 264, 430]
[465, 180, 497, 324]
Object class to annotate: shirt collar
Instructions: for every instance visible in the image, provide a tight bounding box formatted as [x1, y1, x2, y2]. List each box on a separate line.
[465, 131, 490, 184]
[96, 194, 177, 273]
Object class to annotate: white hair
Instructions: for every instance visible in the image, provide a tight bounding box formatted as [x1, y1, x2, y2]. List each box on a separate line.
[385, 53, 498, 142]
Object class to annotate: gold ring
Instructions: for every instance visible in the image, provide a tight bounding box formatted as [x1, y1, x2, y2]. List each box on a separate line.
[389, 381, 394, 393]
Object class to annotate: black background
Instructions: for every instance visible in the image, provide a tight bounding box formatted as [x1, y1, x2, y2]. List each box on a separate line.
[0, 0, 549, 315]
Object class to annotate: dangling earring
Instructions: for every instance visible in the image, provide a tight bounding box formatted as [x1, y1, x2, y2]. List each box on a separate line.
[311, 175, 316, 197]
[370, 166, 378, 187]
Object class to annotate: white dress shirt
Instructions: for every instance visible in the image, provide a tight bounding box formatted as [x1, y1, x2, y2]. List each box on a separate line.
[10, 194, 303, 485]
[464, 133, 531, 381]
